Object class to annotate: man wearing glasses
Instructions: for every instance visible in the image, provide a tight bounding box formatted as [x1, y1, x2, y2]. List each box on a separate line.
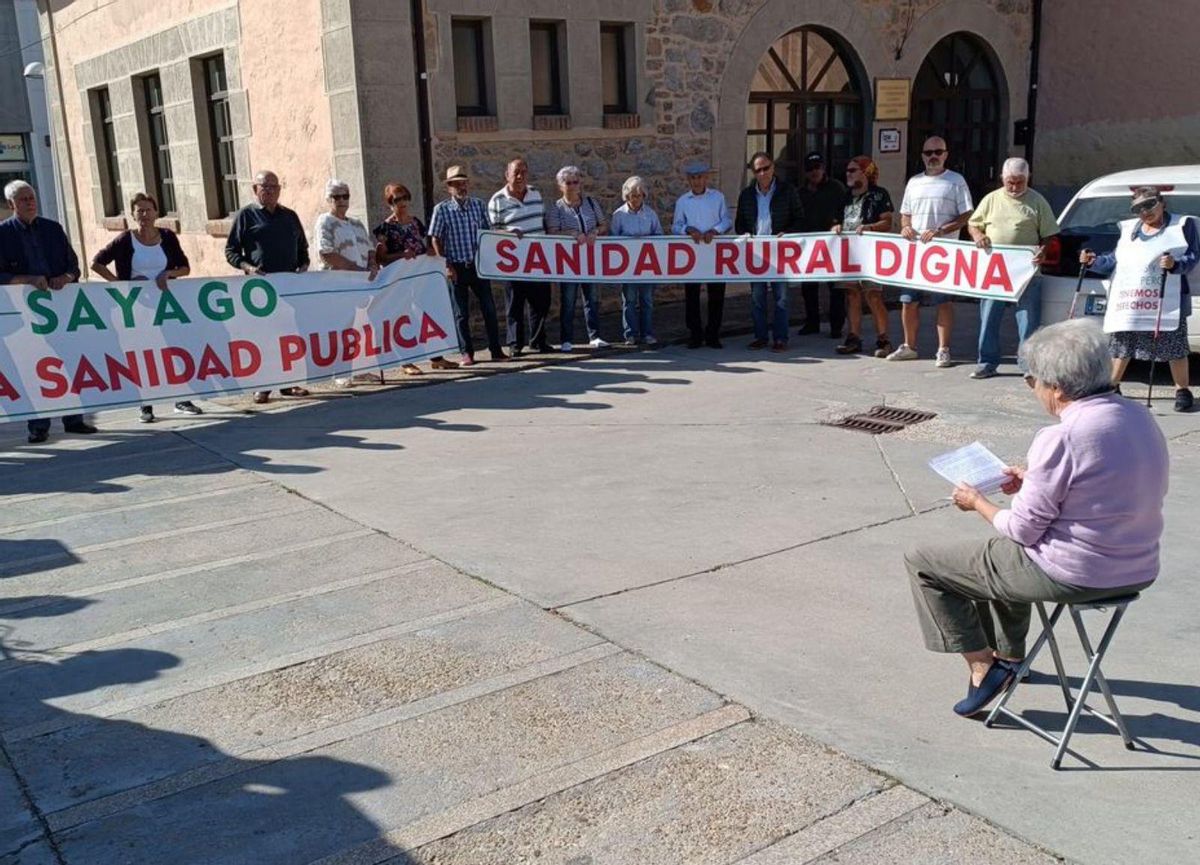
[428, 166, 506, 366]
[735, 151, 805, 351]
[890, 137, 974, 366]
[226, 170, 312, 403]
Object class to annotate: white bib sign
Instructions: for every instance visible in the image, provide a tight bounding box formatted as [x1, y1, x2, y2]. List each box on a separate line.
[1102, 216, 1190, 333]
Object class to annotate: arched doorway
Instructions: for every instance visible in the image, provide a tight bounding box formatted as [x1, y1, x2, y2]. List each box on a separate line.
[909, 32, 1004, 201]
[746, 27, 866, 185]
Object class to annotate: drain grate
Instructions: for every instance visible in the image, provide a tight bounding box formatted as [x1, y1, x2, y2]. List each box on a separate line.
[823, 404, 937, 435]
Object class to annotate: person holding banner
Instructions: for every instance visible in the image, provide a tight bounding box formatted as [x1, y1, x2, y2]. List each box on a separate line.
[1081, 186, 1197, 412]
[374, 182, 458, 372]
[427, 166, 506, 367]
[831, 156, 895, 357]
[797, 151, 848, 339]
[315, 179, 390, 386]
[610, 175, 663, 346]
[0, 180, 95, 443]
[488, 159, 552, 355]
[91, 192, 200, 422]
[545, 165, 610, 351]
[967, 158, 1059, 380]
[892, 137, 974, 367]
[226, 170, 312, 403]
[735, 151, 804, 351]
[673, 161, 733, 349]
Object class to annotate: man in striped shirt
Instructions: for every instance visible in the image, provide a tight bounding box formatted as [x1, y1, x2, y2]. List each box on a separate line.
[488, 159, 551, 354]
[428, 165, 505, 365]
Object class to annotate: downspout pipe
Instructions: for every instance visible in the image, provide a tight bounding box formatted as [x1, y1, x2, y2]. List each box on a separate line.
[410, 0, 435, 222]
[1025, 0, 1042, 165]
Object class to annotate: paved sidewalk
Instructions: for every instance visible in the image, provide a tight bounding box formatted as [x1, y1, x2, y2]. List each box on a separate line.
[2, 294, 1196, 864]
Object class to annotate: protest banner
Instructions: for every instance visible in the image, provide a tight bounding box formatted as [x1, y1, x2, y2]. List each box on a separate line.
[476, 231, 1038, 302]
[0, 257, 458, 421]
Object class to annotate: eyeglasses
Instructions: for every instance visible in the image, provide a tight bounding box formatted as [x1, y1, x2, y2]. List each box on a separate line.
[563, 180, 581, 186]
[389, 196, 411, 205]
[1131, 199, 1160, 215]
[752, 165, 772, 174]
[330, 193, 350, 201]
[922, 148, 946, 157]
[845, 167, 861, 175]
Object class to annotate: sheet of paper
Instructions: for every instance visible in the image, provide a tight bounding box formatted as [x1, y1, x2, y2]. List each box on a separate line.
[928, 441, 1009, 494]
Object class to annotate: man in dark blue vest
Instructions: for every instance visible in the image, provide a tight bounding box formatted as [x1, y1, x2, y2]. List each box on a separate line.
[0, 181, 95, 443]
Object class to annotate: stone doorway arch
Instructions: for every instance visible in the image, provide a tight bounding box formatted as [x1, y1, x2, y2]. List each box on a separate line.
[909, 31, 1006, 201]
[745, 26, 868, 186]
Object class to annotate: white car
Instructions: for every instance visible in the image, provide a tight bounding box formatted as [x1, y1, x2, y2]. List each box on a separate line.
[1040, 164, 1200, 352]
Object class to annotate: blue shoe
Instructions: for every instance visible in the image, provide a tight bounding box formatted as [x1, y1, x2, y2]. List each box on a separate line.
[953, 660, 1015, 716]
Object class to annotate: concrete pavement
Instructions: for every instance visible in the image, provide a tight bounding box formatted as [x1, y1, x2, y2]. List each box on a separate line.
[2, 297, 1197, 863]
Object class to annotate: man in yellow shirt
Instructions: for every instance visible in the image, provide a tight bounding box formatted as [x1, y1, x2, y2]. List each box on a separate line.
[967, 157, 1060, 379]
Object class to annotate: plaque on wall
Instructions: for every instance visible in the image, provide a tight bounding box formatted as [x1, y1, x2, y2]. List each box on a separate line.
[878, 128, 902, 154]
[0, 134, 28, 163]
[874, 79, 911, 121]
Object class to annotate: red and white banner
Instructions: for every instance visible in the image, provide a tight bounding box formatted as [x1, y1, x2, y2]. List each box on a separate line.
[476, 231, 1038, 302]
[0, 257, 457, 421]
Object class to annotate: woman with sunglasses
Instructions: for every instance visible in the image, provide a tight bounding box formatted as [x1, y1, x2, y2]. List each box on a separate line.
[374, 182, 456, 373]
[831, 155, 895, 357]
[1080, 186, 1198, 412]
[906, 319, 1166, 716]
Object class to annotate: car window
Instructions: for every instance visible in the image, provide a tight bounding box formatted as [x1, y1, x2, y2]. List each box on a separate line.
[1061, 194, 1200, 233]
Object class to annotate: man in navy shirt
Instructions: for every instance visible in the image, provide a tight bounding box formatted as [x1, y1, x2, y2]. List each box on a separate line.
[0, 181, 95, 443]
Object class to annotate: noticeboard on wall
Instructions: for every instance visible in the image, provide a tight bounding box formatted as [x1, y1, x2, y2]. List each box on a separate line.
[0, 134, 28, 163]
[874, 79, 911, 121]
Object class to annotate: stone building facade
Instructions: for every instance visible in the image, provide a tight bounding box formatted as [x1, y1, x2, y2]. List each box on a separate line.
[39, 0, 1169, 276]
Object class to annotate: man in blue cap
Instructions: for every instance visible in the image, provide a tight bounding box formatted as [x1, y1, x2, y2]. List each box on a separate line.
[672, 160, 732, 348]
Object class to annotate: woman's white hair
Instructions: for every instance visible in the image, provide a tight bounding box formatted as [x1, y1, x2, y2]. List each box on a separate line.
[621, 176, 648, 201]
[4, 180, 33, 203]
[555, 165, 582, 186]
[324, 178, 350, 199]
[1002, 157, 1030, 179]
[1019, 319, 1112, 399]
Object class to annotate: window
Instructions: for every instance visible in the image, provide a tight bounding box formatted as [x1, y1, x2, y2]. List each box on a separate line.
[746, 27, 865, 185]
[600, 24, 632, 114]
[142, 74, 176, 214]
[530, 22, 564, 115]
[202, 56, 239, 217]
[93, 87, 121, 217]
[452, 19, 489, 116]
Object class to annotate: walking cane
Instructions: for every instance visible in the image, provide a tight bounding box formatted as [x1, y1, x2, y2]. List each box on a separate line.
[1145, 266, 1169, 409]
[1067, 249, 1090, 319]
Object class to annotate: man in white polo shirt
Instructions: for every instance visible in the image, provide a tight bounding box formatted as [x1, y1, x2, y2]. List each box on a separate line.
[488, 158, 551, 354]
[889, 135, 974, 366]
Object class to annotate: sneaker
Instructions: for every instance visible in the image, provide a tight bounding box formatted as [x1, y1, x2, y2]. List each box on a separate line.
[1175, 388, 1194, 412]
[140, 407, 156, 423]
[588, 337, 610, 348]
[333, 377, 355, 388]
[835, 334, 863, 355]
[623, 338, 639, 347]
[885, 344, 918, 361]
[27, 429, 48, 444]
[935, 348, 953, 368]
[459, 354, 475, 367]
[173, 401, 203, 415]
[796, 322, 820, 336]
[644, 336, 658, 346]
[748, 338, 768, 350]
[62, 421, 98, 434]
[873, 338, 893, 359]
[560, 342, 573, 353]
[969, 365, 997, 380]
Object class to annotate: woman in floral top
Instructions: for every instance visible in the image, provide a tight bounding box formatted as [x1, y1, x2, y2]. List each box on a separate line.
[373, 182, 457, 372]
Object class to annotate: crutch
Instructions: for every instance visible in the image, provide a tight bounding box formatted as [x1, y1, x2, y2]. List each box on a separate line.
[1067, 249, 1090, 319]
[1145, 266, 1169, 409]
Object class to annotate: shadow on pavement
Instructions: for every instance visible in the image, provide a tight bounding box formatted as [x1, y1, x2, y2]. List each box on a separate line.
[0, 597, 415, 864]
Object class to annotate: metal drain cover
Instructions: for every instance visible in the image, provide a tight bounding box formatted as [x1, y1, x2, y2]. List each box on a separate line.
[823, 405, 937, 435]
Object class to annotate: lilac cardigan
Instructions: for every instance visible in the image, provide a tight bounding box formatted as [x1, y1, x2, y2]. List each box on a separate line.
[993, 393, 1169, 589]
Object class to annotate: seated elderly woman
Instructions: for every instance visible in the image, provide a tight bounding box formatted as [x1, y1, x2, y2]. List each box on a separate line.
[905, 319, 1168, 716]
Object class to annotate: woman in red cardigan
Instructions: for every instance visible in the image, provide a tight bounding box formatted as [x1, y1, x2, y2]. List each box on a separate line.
[91, 192, 198, 422]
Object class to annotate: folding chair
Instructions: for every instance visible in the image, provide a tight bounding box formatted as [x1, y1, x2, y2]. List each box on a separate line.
[985, 593, 1141, 769]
